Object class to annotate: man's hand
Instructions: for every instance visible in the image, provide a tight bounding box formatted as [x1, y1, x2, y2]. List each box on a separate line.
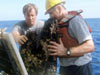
[12, 31, 28, 45]
[15, 35, 28, 45]
[48, 38, 67, 57]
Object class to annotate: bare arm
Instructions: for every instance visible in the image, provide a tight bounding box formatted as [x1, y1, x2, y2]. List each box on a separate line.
[48, 38, 94, 58]
[70, 39, 94, 57]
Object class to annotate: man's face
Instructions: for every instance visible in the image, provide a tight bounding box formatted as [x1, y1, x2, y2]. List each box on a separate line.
[48, 7, 60, 19]
[25, 8, 37, 27]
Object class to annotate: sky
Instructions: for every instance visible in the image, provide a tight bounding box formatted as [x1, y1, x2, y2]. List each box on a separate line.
[0, 0, 100, 21]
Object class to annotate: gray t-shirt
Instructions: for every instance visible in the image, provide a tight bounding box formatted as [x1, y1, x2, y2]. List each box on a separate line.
[59, 16, 92, 66]
[12, 20, 44, 35]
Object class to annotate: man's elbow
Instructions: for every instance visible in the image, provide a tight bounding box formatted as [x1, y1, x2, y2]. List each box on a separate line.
[85, 39, 95, 53]
[90, 44, 94, 52]
[89, 41, 95, 53]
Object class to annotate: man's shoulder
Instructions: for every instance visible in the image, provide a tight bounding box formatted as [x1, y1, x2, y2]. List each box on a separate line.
[12, 20, 26, 33]
[69, 15, 86, 28]
[70, 15, 83, 23]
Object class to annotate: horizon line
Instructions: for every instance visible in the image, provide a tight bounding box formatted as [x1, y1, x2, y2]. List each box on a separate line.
[0, 17, 100, 22]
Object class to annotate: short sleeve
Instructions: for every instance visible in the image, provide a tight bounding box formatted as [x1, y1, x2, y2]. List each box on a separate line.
[12, 21, 27, 35]
[12, 24, 21, 33]
[68, 16, 92, 44]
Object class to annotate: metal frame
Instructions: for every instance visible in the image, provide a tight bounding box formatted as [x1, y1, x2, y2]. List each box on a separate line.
[0, 30, 28, 75]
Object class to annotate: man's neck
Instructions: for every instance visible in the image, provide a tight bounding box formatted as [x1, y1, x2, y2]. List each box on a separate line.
[58, 10, 68, 22]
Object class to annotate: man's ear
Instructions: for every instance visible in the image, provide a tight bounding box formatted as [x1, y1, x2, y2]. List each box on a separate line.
[57, 5, 62, 15]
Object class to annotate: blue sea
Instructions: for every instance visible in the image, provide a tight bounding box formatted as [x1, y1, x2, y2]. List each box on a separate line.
[0, 18, 100, 75]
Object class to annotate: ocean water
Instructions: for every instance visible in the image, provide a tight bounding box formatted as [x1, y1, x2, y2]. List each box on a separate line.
[0, 18, 100, 75]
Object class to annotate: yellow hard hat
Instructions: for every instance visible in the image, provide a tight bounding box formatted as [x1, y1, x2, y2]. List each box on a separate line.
[45, 0, 65, 14]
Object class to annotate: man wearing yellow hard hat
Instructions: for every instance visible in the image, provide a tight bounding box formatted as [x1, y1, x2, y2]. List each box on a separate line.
[46, 0, 94, 75]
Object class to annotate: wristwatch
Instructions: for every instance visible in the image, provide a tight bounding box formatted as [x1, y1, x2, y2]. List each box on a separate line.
[66, 48, 71, 56]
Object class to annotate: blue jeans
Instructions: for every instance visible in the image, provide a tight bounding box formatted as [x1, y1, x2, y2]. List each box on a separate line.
[59, 62, 93, 75]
